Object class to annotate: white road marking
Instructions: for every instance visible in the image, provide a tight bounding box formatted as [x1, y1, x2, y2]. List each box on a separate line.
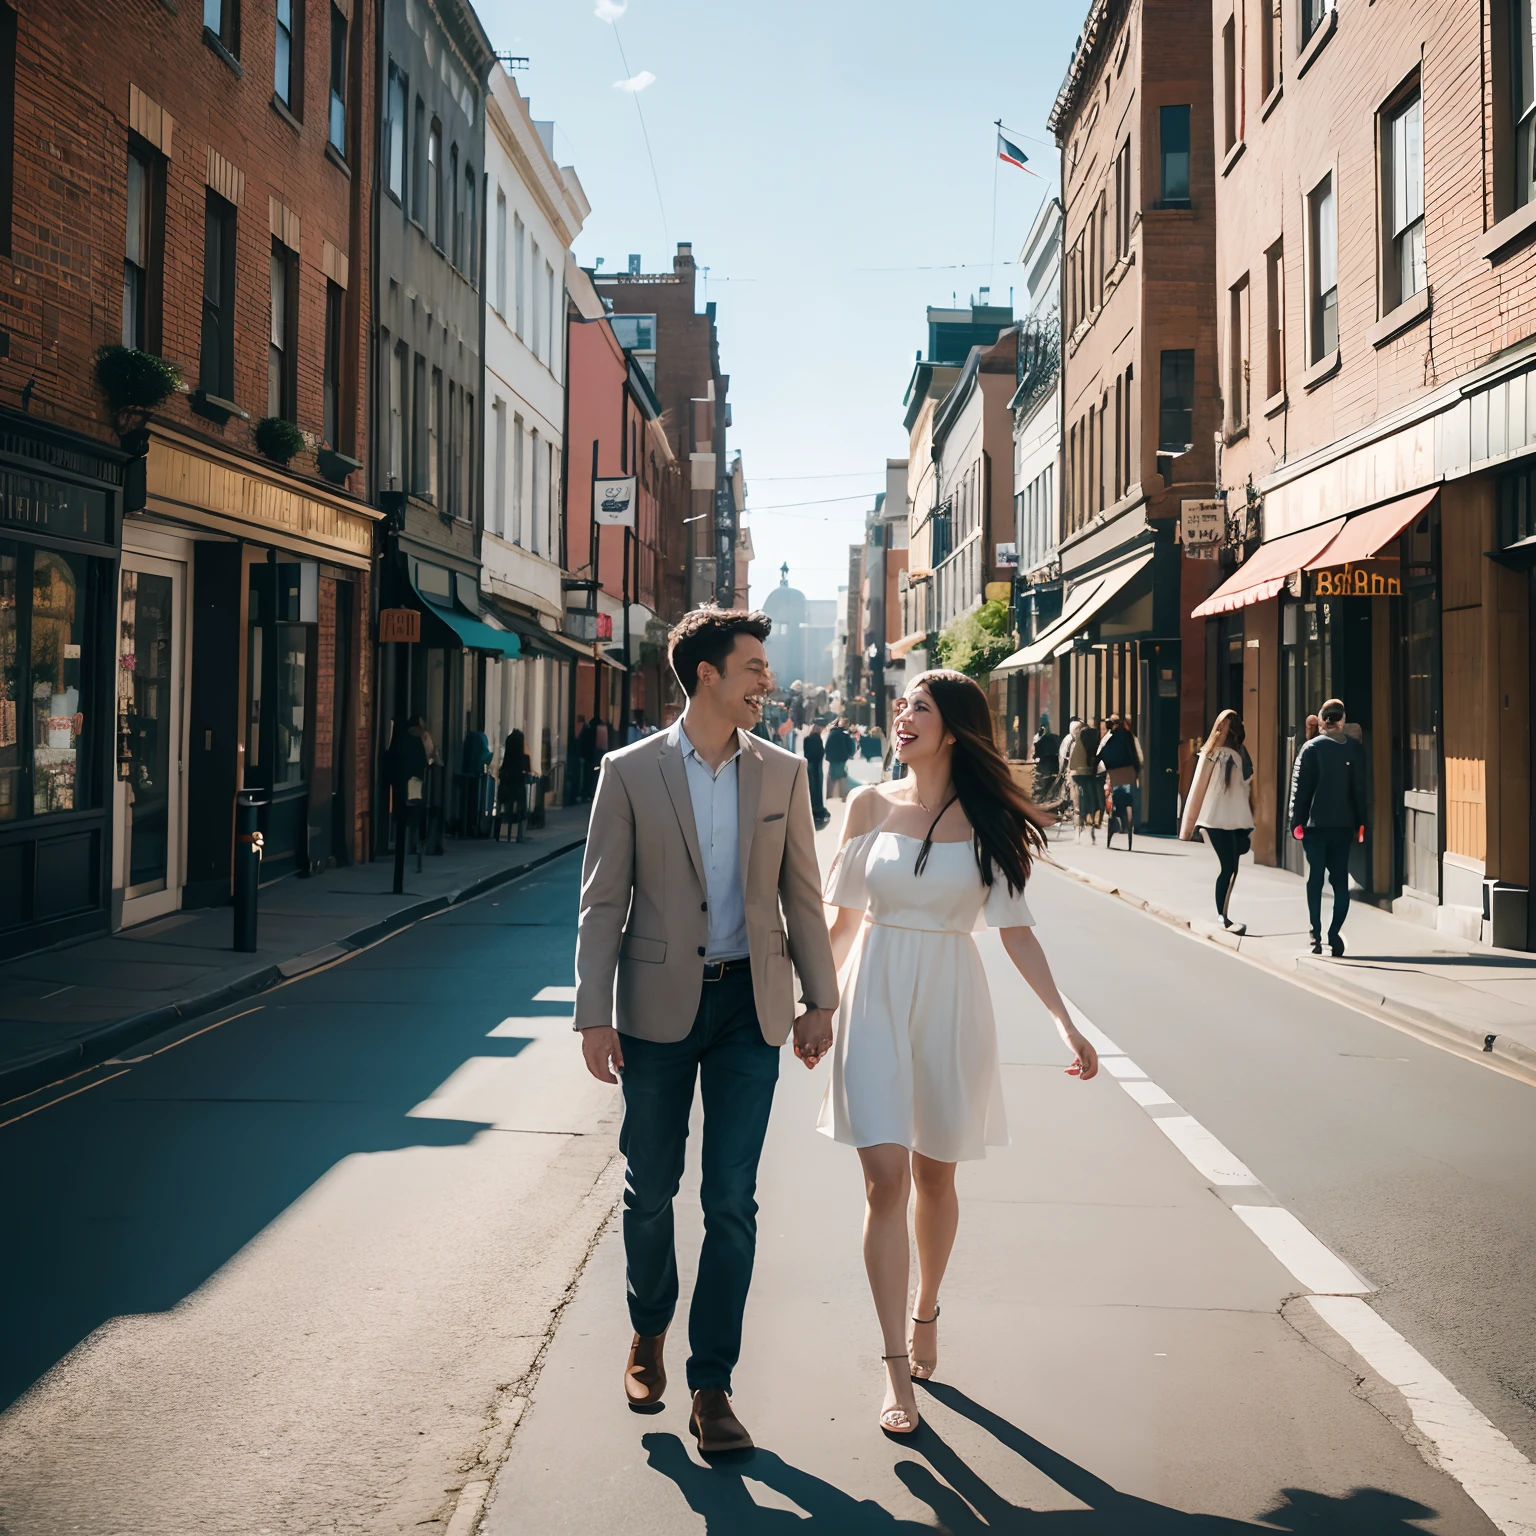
[1118, 1078, 1176, 1108]
[1152, 1115, 1262, 1185]
[1231, 1205, 1373, 1295]
[533, 985, 577, 1002]
[1063, 991, 1536, 1534]
[1100, 1055, 1148, 1080]
[1307, 1296, 1536, 1536]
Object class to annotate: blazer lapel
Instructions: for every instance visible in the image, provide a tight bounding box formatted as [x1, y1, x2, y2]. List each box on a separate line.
[659, 735, 708, 891]
[737, 733, 763, 893]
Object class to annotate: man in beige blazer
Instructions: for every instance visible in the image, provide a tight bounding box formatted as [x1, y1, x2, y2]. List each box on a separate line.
[575, 607, 838, 1455]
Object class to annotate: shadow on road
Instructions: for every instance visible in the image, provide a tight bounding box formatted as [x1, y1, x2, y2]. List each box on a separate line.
[0, 866, 579, 1413]
[641, 1382, 1442, 1534]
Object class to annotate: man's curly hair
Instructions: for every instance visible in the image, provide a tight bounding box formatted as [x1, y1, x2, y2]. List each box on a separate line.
[668, 607, 772, 695]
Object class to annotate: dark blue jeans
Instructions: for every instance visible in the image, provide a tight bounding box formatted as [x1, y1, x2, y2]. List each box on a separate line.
[618, 969, 779, 1393]
[1303, 828, 1354, 939]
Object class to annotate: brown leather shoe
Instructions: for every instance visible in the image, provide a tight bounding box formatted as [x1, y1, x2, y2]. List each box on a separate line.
[624, 1329, 667, 1409]
[689, 1388, 754, 1454]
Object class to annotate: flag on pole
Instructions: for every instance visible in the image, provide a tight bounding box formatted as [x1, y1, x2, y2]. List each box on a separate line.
[997, 131, 1039, 175]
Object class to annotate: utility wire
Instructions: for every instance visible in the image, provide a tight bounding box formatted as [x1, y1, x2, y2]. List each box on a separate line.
[745, 492, 885, 510]
[611, 22, 669, 251]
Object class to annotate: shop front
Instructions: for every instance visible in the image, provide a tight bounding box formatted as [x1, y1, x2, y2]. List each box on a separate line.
[129, 424, 379, 906]
[0, 414, 126, 960]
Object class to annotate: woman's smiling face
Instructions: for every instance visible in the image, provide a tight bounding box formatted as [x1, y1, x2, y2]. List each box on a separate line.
[893, 685, 952, 765]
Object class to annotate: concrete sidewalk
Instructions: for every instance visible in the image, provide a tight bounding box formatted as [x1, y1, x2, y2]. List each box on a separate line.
[1039, 827, 1536, 1081]
[0, 805, 589, 1101]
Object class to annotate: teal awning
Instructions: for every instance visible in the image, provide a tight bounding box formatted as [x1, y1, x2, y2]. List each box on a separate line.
[409, 574, 521, 658]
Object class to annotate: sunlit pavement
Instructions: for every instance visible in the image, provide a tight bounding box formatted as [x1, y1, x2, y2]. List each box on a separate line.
[3, 806, 1534, 1534]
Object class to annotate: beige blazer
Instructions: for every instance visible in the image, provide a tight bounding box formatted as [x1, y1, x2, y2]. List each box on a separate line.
[574, 725, 839, 1046]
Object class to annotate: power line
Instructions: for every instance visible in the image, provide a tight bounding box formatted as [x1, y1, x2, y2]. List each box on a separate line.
[745, 492, 884, 511]
[611, 23, 668, 251]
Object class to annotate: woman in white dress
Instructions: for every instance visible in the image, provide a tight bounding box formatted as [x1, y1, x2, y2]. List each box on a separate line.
[817, 670, 1098, 1435]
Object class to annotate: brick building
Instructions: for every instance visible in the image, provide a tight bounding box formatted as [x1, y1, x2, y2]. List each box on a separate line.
[1201, 0, 1536, 947]
[0, 0, 377, 958]
[1033, 0, 1221, 833]
[594, 243, 734, 615]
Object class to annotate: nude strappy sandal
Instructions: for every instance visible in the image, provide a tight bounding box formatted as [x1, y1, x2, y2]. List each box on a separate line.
[879, 1352, 919, 1434]
[909, 1306, 940, 1381]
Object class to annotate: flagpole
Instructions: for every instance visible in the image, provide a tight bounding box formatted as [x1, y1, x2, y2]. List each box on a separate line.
[990, 118, 1001, 302]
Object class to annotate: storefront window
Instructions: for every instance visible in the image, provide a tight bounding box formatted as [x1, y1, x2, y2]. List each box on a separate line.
[0, 548, 18, 820]
[119, 570, 174, 891]
[275, 624, 307, 785]
[30, 551, 89, 814]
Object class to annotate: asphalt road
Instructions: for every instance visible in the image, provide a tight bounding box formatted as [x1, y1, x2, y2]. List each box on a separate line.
[2, 819, 1533, 1535]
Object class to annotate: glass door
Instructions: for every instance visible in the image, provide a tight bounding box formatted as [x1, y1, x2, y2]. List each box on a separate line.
[117, 554, 185, 924]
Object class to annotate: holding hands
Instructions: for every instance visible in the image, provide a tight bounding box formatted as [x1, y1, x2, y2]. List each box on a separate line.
[792, 1006, 834, 1069]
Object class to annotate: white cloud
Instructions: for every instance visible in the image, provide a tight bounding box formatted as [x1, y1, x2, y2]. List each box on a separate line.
[594, 0, 627, 20]
[613, 70, 656, 92]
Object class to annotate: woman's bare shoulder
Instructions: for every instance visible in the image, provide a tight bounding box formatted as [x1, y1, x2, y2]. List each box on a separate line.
[844, 781, 904, 836]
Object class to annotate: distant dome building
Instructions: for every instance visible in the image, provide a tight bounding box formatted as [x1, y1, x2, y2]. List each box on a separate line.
[762, 563, 807, 690]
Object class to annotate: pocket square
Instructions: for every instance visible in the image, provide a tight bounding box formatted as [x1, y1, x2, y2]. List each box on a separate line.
[761, 812, 785, 822]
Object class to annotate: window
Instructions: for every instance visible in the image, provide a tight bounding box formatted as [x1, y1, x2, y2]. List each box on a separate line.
[1113, 375, 1123, 499]
[385, 63, 406, 201]
[122, 146, 164, 351]
[531, 429, 543, 556]
[1265, 240, 1285, 397]
[1115, 140, 1132, 257]
[328, 6, 347, 155]
[1158, 349, 1195, 452]
[427, 121, 443, 247]
[445, 384, 459, 517]
[267, 241, 297, 420]
[464, 393, 475, 524]
[465, 167, 476, 285]
[1301, 0, 1331, 49]
[1122, 363, 1134, 484]
[1383, 87, 1425, 310]
[545, 260, 556, 368]
[511, 413, 525, 544]
[1511, 0, 1536, 209]
[1222, 15, 1238, 152]
[530, 239, 543, 359]
[449, 143, 460, 267]
[388, 341, 406, 488]
[495, 190, 507, 314]
[411, 354, 427, 495]
[412, 97, 426, 223]
[1261, 0, 1280, 98]
[492, 399, 506, 537]
[200, 192, 236, 400]
[204, 0, 238, 56]
[0, 2, 14, 258]
[1308, 172, 1337, 361]
[513, 213, 526, 338]
[274, 0, 296, 108]
[1160, 105, 1191, 205]
[322, 281, 344, 445]
[1228, 274, 1250, 429]
[429, 368, 442, 503]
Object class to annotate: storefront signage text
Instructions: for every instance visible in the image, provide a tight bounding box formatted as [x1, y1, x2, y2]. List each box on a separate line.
[379, 608, 421, 643]
[1312, 561, 1401, 597]
[0, 471, 109, 543]
[1180, 499, 1224, 558]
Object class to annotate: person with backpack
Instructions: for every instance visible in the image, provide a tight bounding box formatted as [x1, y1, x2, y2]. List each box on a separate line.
[1287, 698, 1369, 956]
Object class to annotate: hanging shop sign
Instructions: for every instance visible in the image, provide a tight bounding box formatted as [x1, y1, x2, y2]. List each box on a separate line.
[1311, 560, 1402, 597]
[0, 469, 110, 542]
[379, 607, 421, 643]
[1180, 499, 1224, 557]
[593, 476, 638, 527]
[995, 542, 1018, 569]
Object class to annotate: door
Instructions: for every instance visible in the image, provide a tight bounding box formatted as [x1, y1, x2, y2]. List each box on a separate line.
[116, 554, 185, 926]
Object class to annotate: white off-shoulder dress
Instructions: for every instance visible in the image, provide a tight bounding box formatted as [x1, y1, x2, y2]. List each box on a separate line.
[816, 827, 1035, 1163]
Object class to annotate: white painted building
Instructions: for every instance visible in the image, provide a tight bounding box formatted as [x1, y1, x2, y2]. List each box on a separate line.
[480, 64, 589, 790]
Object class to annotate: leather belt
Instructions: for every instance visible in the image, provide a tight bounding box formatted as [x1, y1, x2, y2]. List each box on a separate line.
[702, 956, 753, 981]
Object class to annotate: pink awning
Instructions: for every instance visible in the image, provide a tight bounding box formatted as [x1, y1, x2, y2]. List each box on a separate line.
[1191, 519, 1344, 617]
[1305, 488, 1438, 568]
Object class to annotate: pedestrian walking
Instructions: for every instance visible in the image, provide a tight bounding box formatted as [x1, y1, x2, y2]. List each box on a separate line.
[803, 720, 828, 827]
[1096, 714, 1141, 850]
[825, 717, 856, 801]
[818, 669, 1097, 1435]
[860, 725, 884, 763]
[1287, 698, 1369, 956]
[1065, 717, 1102, 843]
[1187, 710, 1254, 933]
[494, 728, 530, 842]
[574, 607, 837, 1456]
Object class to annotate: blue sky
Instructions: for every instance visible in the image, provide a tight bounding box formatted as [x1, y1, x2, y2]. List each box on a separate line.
[473, 0, 1086, 602]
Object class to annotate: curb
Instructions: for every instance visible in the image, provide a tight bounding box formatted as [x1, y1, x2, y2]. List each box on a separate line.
[0, 836, 588, 1105]
[1046, 857, 1536, 1082]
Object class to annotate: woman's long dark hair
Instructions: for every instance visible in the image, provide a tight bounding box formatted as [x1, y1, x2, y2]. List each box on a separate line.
[906, 669, 1048, 895]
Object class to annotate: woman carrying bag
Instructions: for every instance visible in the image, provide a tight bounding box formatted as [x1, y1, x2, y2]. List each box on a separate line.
[1096, 715, 1142, 850]
[1181, 710, 1255, 934]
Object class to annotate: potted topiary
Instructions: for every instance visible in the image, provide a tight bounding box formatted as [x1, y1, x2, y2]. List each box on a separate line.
[94, 345, 182, 426]
[254, 416, 305, 466]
